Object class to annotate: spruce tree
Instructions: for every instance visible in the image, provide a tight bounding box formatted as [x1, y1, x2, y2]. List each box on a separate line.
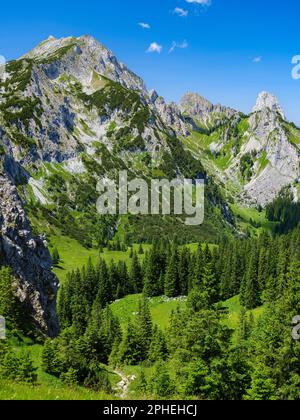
[71, 269, 89, 337]
[164, 245, 179, 298]
[52, 248, 60, 266]
[178, 247, 190, 296]
[138, 244, 144, 255]
[149, 325, 168, 363]
[241, 245, 260, 309]
[136, 297, 153, 360]
[0, 267, 20, 325]
[193, 245, 204, 289]
[109, 260, 119, 300]
[129, 247, 134, 259]
[201, 260, 219, 305]
[143, 245, 164, 297]
[130, 252, 143, 293]
[118, 321, 141, 365]
[96, 259, 112, 309]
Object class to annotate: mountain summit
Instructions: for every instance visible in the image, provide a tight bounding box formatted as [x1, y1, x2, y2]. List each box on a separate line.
[252, 91, 285, 119]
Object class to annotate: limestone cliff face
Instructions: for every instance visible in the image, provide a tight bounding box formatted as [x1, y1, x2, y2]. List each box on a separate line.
[0, 35, 191, 169]
[0, 157, 58, 337]
[182, 90, 300, 207]
[241, 103, 300, 206]
[252, 91, 285, 119]
[179, 92, 238, 129]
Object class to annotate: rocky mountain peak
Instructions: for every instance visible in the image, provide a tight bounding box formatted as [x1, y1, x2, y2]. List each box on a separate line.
[22, 35, 146, 94]
[252, 91, 285, 119]
[180, 92, 214, 116]
[179, 92, 238, 131]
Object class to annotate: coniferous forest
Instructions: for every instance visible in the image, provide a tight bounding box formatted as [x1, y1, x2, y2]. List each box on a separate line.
[3, 225, 299, 400]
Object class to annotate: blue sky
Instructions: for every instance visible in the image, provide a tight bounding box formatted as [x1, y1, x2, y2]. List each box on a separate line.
[0, 0, 299, 124]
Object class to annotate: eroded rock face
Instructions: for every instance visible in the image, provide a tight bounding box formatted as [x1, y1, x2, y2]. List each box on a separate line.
[152, 95, 190, 137]
[0, 164, 59, 337]
[180, 92, 214, 117]
[179, 89, 300, 207]
[23, 35, 147, 94]
[252, 91, 285, 119]
[179, 92, 238, 129]
[239, 102, 300, 206]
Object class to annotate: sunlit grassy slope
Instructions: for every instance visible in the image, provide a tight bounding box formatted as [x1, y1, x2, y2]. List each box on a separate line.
[49, 233, 150, 284]
[0, 343, 117, 400]
[222, 295, 265, 330]
[110, 293, 265, 333]
[49, 233, 210, 284]
[0, 379, 115, 401]
[111, 294, 186, 331]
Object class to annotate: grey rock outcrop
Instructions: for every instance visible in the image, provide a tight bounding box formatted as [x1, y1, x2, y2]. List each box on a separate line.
[0, 159, 59, 337]
[252, 91, 285, 119]
[229, 94, 300, 206]
[179, 92, 238, 130]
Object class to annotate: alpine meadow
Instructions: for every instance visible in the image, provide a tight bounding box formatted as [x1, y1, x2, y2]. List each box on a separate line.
[1, 0, 300, 403]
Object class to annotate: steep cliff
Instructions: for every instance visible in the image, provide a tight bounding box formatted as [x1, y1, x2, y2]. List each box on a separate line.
[0, 156, 58, 336]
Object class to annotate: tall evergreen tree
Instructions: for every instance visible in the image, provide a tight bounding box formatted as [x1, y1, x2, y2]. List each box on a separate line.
[143, 245, 164, 297]
[164, 245, 179, 298]
[0, 267, 20, 325]
[95, 259, 112, 309]
[178, 247, 190, 296]
[241, 245, 260, 309]
[192, 245, 204, 289]
[130, 252, 143, 293]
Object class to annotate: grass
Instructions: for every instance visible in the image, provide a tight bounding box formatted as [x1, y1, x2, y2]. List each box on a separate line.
[110, 294, 186, 331]
[221, 295, 265, 331]
[0, 342, 116, 401]
[283, 122, 300, 146]
[49, 233, 150, 284]
[110, 291, 264, 335]
[257, 151, 270, 174]
[110, 292, 265, 336]
[111, 293, 266, 398]
[49, 228, 213, 285]
[230, 203, 276, 235]
[0, 379, 115, 400]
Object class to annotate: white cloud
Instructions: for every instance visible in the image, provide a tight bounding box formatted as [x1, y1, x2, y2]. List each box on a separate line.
[169, 40, 189, 54]
[174, 7, 189, 17]
[147, 42, 163, 54]
[138, 22, 151, 29]
[185, 0, 211, 4]
[253, 56, 262, 63]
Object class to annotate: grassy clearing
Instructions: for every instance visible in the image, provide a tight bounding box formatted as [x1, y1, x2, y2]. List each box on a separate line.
[110, 293, 265, 335]
[50, 230, 213, 285]
[110, 294, 186, 332]
[222, 295, 265, 331]
[49, 233, 150, 284]
[230, 203, 276, 235]
[113, 293, 265, 398]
